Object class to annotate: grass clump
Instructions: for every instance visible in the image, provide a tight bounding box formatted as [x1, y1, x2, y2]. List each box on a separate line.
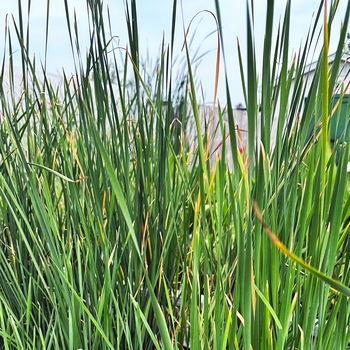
[0, 0, 350, 349]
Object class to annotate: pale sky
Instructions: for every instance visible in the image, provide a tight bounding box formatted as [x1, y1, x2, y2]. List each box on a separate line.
[0, 0, 348, 105]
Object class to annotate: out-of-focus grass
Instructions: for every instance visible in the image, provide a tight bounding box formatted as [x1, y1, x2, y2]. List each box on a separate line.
[0, 0, 349, 349]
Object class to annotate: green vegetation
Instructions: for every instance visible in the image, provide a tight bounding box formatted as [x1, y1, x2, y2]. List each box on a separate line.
[0, 0, 350, 349]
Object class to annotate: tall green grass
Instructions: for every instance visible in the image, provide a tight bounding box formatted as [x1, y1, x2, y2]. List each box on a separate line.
[0, 0, 350, 349]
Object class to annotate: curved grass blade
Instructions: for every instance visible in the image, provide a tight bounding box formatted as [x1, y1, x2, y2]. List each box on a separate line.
[27, 162, 88, 183]
[253, 202, 350, 297]
[253, 283, 282, 330]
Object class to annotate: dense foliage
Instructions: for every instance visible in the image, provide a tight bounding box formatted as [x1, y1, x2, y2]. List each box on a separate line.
[0, 0, 350, 349]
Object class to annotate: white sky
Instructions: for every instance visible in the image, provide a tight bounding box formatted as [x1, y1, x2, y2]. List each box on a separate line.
[0, 0, 348, 105]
